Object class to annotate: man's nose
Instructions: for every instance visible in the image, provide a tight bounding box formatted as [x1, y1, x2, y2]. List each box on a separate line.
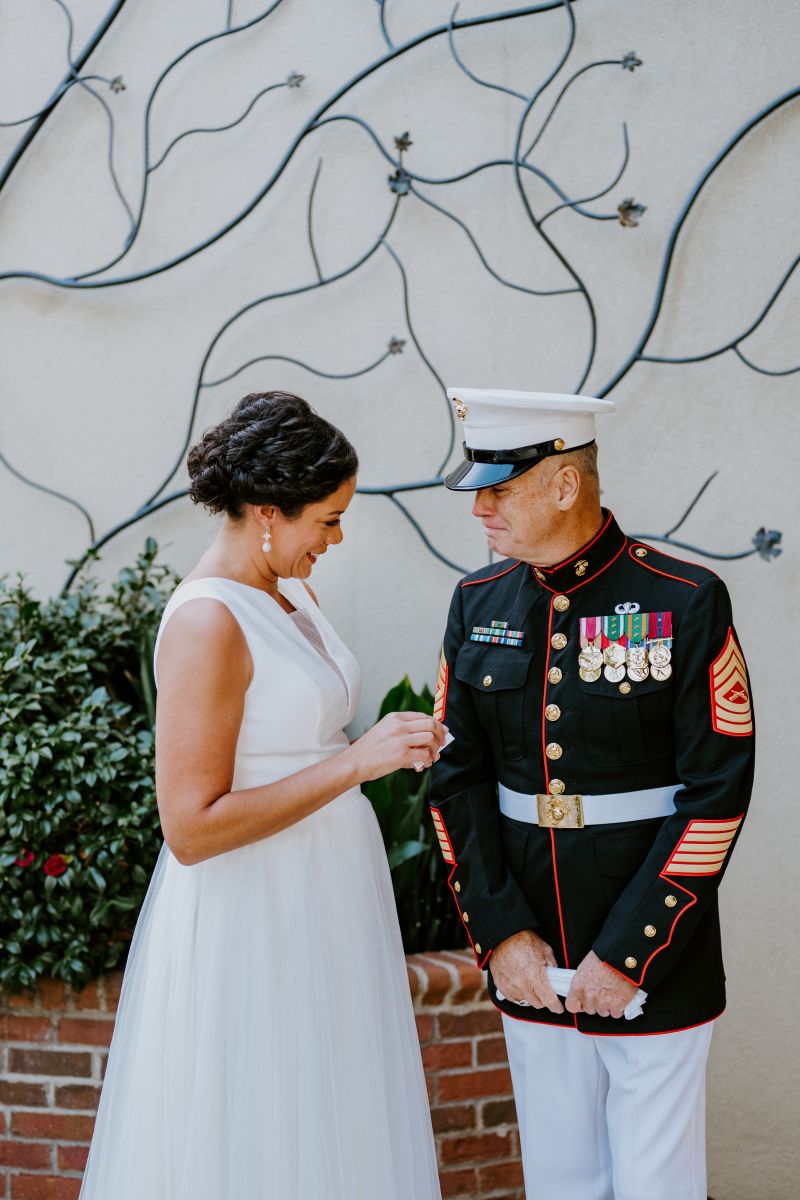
[472, 488, 494, 518]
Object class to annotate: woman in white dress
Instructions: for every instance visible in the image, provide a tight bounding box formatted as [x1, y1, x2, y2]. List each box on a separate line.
[78, 391, 445, 1200]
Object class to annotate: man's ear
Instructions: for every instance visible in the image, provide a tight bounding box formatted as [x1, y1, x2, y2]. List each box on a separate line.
[554, 464, 581, 512]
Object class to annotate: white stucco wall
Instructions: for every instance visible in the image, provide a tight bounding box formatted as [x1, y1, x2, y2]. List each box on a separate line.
[2, 2, 798, 1194]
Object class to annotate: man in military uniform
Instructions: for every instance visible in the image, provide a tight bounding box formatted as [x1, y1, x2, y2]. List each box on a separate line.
[428, 389, 755, 1200]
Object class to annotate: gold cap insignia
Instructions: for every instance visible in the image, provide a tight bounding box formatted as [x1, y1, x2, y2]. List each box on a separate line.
[453, 396, 468, 422]
[554, 438, 566, 451]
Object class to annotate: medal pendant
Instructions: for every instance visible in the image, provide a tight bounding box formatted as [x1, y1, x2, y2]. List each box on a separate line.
[604, 664, 626, 683]
[649, 641, 672, 669]
[579, 666, 601, 683]
[651, 663, 673, 682]
[627, 665, 649, 682]
[579, 646, 603, 671]
[626, 644, 648, 670]
[604, 642, 626, 668]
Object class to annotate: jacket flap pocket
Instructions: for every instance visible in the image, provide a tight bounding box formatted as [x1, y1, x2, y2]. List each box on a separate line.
[455, 641, 533, 691]
[581, 672, 673, 701]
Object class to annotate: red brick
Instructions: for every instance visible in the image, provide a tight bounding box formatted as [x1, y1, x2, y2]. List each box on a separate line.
[440, 1131, 514, 1165]
[35, 981, 66, 1011]
[6, 991, 38, 1010]
[0, 1017, 52, 1043]
[439, 1166, 477, 1197]
[479, 1159, 525, 1191]
[57, 1018, 114, 1048]
[54, 1084, 101, 1111]
[415, 1014, 434, 1043]
[435, 952, 485, 1003]
[103, 974, 123, 1010]
[11, 1176, 81, 1200]
[439, 1010, 503, 1039]
[430, 1104, 476, 1134]
[482, 1097, 518, 1128]
[11, 1113, 94, 1142]
[438, 1067, 513, 1103]
[476, 1034, 508, 1065]
[0, 1140, 52, 1169]
[422, 1041, 471, 1071]
[8, 1049, 92, 1078]
[0, 1081, 48, 1107]
[417, 959, 457, 1006]
[70, 981, 101, 1011]
[58, 1144, 89, 1171]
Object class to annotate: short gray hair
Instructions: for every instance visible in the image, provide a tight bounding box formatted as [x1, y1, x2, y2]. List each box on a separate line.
[565, 441, 599, 484]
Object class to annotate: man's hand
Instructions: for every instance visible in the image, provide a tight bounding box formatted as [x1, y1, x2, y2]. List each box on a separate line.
[565, 950, 638, 1018]
[489, 930, 564, 1014]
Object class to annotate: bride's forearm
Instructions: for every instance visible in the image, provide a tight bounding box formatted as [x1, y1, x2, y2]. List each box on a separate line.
[161, 747, 363, 865]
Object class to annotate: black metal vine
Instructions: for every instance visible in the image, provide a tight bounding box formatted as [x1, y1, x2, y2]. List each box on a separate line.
[0, 0, 788, 592]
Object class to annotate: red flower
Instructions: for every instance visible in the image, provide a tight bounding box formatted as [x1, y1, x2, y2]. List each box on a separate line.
[15, 849, 34, 867]
[43, 855, 67, 877]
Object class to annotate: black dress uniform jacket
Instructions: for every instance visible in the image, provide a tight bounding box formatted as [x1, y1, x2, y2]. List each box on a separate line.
[428, 511, 755, 1035]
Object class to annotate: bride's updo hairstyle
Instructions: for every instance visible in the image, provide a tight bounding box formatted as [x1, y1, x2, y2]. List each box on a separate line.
[187, 391, 359, 519]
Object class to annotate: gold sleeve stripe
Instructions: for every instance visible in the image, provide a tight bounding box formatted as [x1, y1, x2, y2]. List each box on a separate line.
[710, 630, 753, 737]
[430, 806, 455, 864]
[433, 649, 449, 724]
[664, 815, 743, 877]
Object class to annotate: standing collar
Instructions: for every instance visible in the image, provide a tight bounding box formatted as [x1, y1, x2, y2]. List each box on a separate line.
[529, 510, 627, 594]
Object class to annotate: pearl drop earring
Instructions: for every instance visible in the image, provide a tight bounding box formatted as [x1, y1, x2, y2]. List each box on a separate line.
[262, 525, 272, 553]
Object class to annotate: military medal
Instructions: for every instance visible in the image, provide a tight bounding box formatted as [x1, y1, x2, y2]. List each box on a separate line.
[625, 612, 650, 681]
[470, 620, 524, 647]
[649, 642, 671, 669]
[578, 617, 603, 681]
[604, 663, 626, 683]
[646, 611, 673, 682]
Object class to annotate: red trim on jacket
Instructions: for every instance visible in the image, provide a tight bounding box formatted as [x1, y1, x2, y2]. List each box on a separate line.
[460, 561, 523, 588]
[627, 543, 707, 586]
[533, 540, 628, 595]
[604, 877, 698, 988]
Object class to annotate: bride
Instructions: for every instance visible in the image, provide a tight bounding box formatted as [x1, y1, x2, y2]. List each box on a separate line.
[78, 391, 445, 1199]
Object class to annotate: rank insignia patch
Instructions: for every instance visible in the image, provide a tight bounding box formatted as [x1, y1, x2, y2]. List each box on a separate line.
[433, 649, 449, 723]
[710, 629, 752, 736]
[430, 807, 455, 864]
[664, 815, 743, 876]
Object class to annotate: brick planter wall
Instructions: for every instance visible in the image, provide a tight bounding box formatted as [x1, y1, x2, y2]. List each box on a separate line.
[0, 952, 522, 1200]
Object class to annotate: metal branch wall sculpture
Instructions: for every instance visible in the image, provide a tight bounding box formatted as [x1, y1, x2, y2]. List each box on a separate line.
[0, 0, 787, 592]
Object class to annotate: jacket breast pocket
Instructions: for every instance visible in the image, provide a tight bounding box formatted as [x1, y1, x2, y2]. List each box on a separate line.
[579, 675, 674, 767]
[454, 641, 534, 761]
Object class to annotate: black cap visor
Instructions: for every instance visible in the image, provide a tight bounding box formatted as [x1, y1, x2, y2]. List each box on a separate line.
[444, 458, 536, 491]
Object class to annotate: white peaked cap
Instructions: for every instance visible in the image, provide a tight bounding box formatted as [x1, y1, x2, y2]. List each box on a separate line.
[444, 388, 615, 491]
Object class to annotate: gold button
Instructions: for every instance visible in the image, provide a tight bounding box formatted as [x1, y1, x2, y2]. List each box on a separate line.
[462, 912, 469, 924]
[548, 667, 563, 685]
[665, 894, 678, 908]
[624, 956, 638, 969]
[548, 779, 565, 795]
[545, 743, 563, 760]
[475, 943, 482, 955]
[534, 568, 545, 581]
[553, 594, 570, 612]
[554, 438, 565, 451]
[619, 681, 631, 695]
[575, 559, 588, 577]
[644, 925, 657, 938]
[454, 881, 461, 893]
[634, 547, 648, 558]
[545, 704, 561, 722]
[483, 675, 492, 688]
[551, 633, 568, 650]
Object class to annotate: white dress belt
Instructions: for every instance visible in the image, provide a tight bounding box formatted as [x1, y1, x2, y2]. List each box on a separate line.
[498, 783, 679, 827]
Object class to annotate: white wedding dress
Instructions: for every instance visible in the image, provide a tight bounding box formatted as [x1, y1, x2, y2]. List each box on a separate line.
[79, 576, 441, 1200]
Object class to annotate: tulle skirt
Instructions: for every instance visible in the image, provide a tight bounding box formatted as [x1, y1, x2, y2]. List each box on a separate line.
[79, 790, 441, 1199]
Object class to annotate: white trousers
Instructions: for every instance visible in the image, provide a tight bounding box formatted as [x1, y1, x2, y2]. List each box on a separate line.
[502, 1015, 713, 1200]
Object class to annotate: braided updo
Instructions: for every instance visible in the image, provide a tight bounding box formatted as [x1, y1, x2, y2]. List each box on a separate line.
[187, 392, 358, 519]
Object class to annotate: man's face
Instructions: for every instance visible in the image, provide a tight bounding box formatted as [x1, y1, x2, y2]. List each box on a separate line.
[471, 461, 561, 561]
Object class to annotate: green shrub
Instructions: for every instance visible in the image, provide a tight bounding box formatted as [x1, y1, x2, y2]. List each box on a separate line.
[363, 677, 467, 955]
[0, 540, 177, 991]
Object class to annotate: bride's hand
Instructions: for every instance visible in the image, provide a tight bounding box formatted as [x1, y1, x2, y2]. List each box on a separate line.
[348, 712, 448, 783]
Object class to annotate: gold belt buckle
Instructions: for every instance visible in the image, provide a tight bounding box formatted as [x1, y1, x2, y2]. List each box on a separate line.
[536, 794, 585, 829]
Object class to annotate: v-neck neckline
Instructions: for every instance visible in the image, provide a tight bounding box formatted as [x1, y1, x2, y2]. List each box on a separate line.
[180, 575, 297, 615]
